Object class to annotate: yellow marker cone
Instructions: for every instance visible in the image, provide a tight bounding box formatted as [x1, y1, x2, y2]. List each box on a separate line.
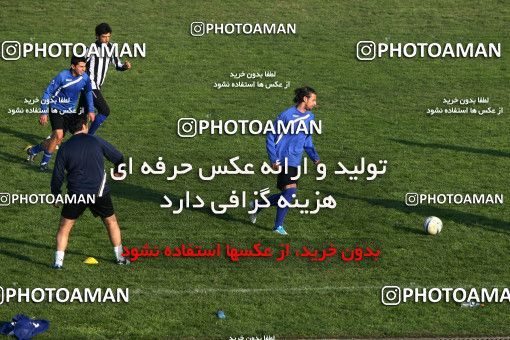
[84, 257, 98, 265]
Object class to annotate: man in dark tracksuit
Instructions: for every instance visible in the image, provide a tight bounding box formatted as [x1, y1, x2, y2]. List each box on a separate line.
[50, 114, 129, 268]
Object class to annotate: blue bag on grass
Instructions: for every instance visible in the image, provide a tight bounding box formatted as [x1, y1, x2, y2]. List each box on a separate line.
[0, 314, 49, 340]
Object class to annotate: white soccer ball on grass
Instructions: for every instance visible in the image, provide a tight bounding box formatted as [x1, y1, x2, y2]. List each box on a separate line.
[423, 216, 443, 235]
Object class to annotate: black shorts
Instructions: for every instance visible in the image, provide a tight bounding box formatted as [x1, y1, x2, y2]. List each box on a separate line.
[277, 166, 299, 190]
[61, 192, 115, 220]
[78, 89, 110, 116]
[49, 107, 76, 133]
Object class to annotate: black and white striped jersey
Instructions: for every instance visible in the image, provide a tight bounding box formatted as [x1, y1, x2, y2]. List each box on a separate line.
[86, 41, 127, 90]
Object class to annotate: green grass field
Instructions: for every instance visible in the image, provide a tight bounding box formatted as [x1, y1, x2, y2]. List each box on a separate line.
[0, 0, 509, 338]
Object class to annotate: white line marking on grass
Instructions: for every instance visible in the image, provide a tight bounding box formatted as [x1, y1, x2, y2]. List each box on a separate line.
[131, 285, 381, 295]
[130, 284, 510, 296]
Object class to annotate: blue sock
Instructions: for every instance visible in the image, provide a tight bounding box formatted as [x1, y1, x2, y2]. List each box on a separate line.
[274, 187, 297, 228]
[268, 193, 280, 207]
[88, 113, 107, 135]
[30, 144, 43, 155]
[254, 193, 280, 214]
[40, 151, 53, 165]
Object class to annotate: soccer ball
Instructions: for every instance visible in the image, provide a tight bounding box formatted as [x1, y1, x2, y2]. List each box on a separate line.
[423, 216, 443, 235]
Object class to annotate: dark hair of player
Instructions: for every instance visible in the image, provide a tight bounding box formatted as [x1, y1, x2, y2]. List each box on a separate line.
[95, 23, 112, 36]
[293, 86, 316, 104]
[70, 55, 86, 66]
[68, 113, 88, 134]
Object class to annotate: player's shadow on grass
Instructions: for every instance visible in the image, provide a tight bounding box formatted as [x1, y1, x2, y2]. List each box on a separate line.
[393, 224, 424, 235]
[0, 149, 44, 171]
[0, 248, 49, 268]
[326, 192, 509, 233]
[0, 149, 57, 174]
[390, 138, 510, 158]
[110, 182, 267, 231]
[0, 149, 24, 164]
[0, 236, 113, 268]
[0, 126, 43, 146]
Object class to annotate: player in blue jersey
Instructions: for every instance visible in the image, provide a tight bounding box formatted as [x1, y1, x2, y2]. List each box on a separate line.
[249, 86, 321, 235]
[50, 113, 129, 268]
[25, 56, 95, 171]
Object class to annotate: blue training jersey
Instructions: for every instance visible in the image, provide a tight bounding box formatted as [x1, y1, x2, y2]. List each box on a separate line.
[266, 106, 320, 167]
[41, 69, 94, 114]
[51, 133, 124, 196]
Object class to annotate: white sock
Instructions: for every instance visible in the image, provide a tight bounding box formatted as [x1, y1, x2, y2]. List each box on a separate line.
[114, 245, 123, 261]
[54, 250, 65, 266]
